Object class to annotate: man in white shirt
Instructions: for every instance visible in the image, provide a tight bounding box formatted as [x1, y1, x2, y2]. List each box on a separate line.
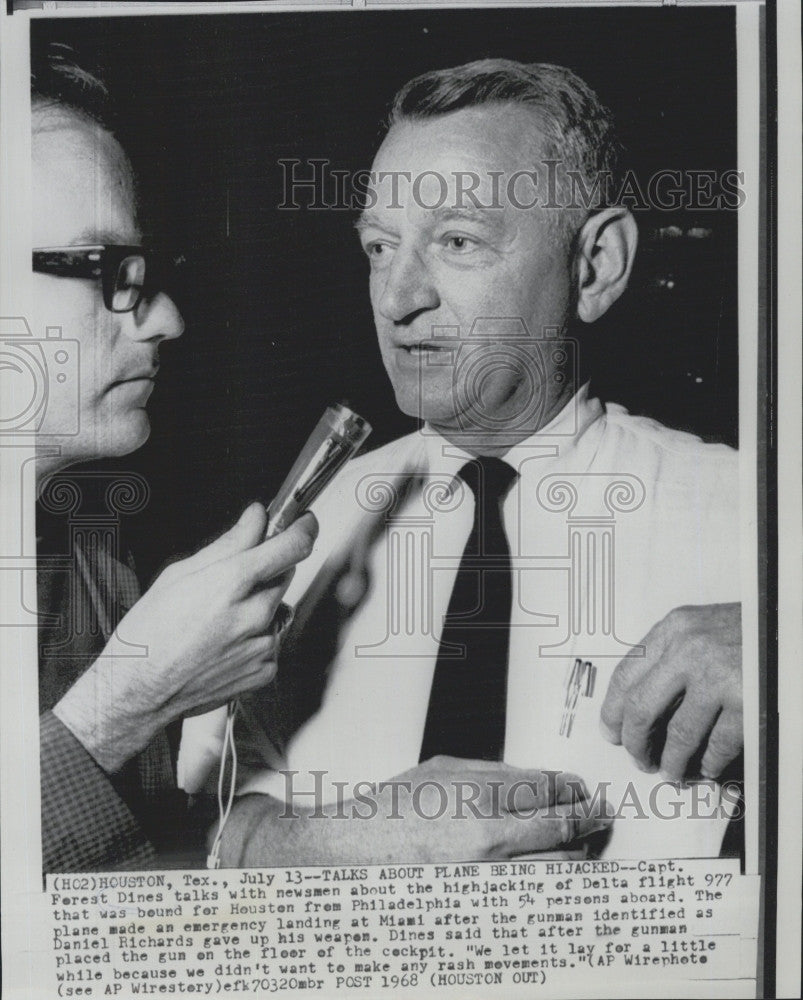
[215, 59, 743, 865]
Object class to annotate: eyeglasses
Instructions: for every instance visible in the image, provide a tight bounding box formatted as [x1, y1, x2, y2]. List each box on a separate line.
[32, 245, 186, 314]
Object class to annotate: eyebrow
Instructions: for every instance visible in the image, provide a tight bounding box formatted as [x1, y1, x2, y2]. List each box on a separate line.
[354, 212, 384, 235]
[355, 205, 504, 235]
[428, 206, 505, 231]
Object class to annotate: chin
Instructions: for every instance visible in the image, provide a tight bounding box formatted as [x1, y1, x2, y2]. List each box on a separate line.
[393, 382, 457, 426]
[103, 412, 152, 458]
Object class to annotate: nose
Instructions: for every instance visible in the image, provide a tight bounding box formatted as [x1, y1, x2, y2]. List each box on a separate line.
[375, 245, 440, 324]
[125, 291, 185, 342]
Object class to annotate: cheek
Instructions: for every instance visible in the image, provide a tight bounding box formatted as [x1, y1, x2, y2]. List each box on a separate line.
[368, 267, 387, 305]
[472, 288, 564, 341]
[73, 321, 119, 406]
[437, 267, 519, 330]
[30, 276, 70, 336]
[34, 277, 102, 336]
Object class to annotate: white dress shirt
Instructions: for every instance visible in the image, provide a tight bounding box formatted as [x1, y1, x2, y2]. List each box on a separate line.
[185, 387, 742, 859]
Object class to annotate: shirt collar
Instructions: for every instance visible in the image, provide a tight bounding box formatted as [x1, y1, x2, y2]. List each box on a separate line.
[419, 384, 604, 483]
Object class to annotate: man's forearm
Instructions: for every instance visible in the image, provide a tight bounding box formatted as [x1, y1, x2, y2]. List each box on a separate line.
[219, 760, 612, 867]
[221, 794, 382, 867]
[53, 659, 162, 773]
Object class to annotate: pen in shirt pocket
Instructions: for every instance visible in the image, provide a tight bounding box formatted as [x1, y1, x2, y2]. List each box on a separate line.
[560, 658, 597, 738]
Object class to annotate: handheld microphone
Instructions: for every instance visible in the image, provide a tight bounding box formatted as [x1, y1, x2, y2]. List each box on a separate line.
[207, 404, 371, 868]
[265, 403, 372, 538]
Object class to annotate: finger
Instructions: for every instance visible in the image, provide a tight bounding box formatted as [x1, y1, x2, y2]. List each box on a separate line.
[240, 578, 295, 636]
[499, 769, 588, 812]
[230, 655, 279, 696]
[501, 801, 613, 856]
[179, 503, 268, 576]
[600, 622, 668, 743]
[700, 709, 743, 779]
[245, 565, 295, 606]
[620, 663, 688, 772]
[419, 759, 588, 807]
[236, 512, 318, 592]
[658, 694, 720, 782]
[183, 639, 280, 713]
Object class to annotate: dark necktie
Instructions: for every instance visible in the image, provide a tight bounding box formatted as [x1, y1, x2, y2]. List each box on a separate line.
[419, 456, 518, 762]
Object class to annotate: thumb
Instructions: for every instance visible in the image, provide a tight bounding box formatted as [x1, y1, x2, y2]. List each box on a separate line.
[600, 627, 664, 743]
[180, 502, 269, 575]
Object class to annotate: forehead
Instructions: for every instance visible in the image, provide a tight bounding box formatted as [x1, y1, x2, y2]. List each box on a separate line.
[31, 109, 139, 246]
[367, 104, 547, 211]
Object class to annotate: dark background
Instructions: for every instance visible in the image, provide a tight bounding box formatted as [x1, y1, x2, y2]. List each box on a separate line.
[33, 8, 738, 581]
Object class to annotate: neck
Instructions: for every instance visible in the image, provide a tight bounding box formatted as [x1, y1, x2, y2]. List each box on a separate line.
[35, 449, 76, 496]
[430, 385, 575, 458]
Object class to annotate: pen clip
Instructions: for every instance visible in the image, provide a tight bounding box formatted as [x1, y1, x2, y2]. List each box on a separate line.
[560, 659, 596, 738]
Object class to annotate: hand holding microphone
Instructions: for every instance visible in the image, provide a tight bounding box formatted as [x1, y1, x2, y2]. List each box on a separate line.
[204, 404, 371, 866]
[55, 502, 319, 775]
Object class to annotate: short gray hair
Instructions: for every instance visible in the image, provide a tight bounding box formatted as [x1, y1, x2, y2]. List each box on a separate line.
[388, 58, 623, 244]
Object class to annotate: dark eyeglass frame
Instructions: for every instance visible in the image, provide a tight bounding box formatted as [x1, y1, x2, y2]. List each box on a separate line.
[32, 245, 186, 314]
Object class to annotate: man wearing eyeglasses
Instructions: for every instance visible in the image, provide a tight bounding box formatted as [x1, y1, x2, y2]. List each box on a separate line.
[30, 46, 317, 872]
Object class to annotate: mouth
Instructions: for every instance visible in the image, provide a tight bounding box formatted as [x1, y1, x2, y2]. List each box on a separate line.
[109, 368, 159, 388]
[397, 342, 451, 354]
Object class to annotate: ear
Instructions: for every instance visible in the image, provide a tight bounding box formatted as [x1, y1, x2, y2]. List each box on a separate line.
[575, 207, 638, 323]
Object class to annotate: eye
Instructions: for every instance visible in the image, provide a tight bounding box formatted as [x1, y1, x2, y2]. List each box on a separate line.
[363, 240, 395, 267]
[444, 234, 478, 253]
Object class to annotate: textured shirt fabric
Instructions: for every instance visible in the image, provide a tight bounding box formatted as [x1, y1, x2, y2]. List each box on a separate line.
[39, 711, 157, 872]
[37, 522, 188, 872]
[183, 387, 742, 859]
